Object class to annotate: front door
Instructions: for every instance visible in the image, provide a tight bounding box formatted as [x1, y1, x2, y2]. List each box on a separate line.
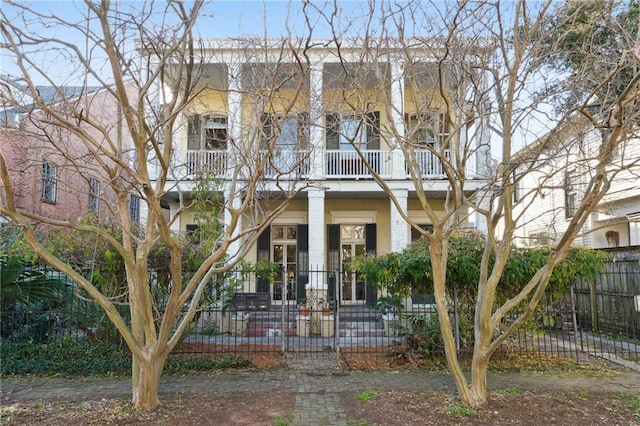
[272, 225, 297, 304]
[340, 225, 367, 304]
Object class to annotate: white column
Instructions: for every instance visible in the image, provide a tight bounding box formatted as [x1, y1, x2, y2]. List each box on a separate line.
[308, 188, 326, 273]
[390, 60, 406, 180]
[169, 202, 182, 233]
[226, 61, 244, 260]
[224, 186, 243, 260]
[227, 61, 243, 179]
[390, 189, 409, 252]
[309, 62, 324, 180]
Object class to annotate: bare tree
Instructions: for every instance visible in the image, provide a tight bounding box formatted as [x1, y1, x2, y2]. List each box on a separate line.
[318, 0, 640, 407]
[0, 1, 312, 409]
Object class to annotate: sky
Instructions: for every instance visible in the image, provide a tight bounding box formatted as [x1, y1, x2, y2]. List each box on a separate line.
[0, 0, 382, 85]
[0, 0, 552, 152]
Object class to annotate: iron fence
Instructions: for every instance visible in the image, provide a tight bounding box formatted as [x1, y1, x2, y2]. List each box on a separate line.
[2, 263, 639, 366]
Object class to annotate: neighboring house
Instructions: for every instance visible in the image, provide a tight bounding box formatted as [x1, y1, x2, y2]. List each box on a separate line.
[150, 39, 492, 308]
[0, 75, 136, 227]
[511, 115, 640, 250]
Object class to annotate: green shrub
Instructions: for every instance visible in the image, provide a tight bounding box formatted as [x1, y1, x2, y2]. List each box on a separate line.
[0, 337, 131, 376]
[1, 337, 252, 377]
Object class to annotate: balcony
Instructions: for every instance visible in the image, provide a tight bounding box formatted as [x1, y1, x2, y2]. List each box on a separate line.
[325, 150, 392, 179]
[161, 149, 451, 182]
[408, 149, 451, 178]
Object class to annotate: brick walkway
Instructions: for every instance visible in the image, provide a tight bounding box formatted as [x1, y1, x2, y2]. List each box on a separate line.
[1, 354, 639, 426]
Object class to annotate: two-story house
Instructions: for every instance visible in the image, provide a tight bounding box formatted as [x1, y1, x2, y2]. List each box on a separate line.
[150, 39, 492, 307]
[512, 114, 640, 250]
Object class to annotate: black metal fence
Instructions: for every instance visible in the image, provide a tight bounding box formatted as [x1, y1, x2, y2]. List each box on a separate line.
[2, 263, 639, 366]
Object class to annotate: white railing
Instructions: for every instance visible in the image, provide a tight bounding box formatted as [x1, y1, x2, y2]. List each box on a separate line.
[161, 149, 456, 182]
[408, 149, 450, 178]
[325, 150, 392, 179]
[183, 150, 229, 178]
[261, 150, 312, 179]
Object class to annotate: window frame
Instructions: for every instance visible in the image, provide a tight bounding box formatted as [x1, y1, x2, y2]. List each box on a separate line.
[262, 113, 310, 151]
[129, 194, 140, 223]
[88, 177, 100, 212]
[325, 111, 380, 150]
[187, 112, 228, 150]
[564, 172, 577, 219]
[41, 163, 57, 203]
[406, 111, 450, 148]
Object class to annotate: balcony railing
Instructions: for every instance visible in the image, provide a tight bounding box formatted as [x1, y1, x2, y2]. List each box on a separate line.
[262, 150, 312, 179]
[162, 149, 452, 181]
[407, 149, 450, 178]
[325, 150, 392, 179]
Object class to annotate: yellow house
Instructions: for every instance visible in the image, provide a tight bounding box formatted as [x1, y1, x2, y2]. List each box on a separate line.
[150, 38, 491, 309]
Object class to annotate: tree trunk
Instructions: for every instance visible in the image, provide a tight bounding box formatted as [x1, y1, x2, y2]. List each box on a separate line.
[467, 350, 490, 407]
[132, 351, 167, 410]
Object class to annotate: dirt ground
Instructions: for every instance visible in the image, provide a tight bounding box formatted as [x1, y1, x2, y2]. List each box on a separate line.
[2, 388, 639, 425]
[2, 353, 639, 425]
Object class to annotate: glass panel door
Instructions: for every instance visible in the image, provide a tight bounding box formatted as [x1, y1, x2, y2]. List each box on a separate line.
[271, 225, 297, 303]
[340, 225, 366, 304]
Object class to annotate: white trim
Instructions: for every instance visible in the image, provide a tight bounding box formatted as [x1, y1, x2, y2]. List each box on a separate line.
[329, 210, 377, 224]
[270, 211, 307, 224]
[407, 210, 432, 224]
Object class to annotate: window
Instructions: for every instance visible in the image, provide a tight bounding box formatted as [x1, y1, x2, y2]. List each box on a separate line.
[187, 113, 228, 150]
[529, 231, 549, 247]
[605, 230, 619, 247]
[564, 172, 577, 218]
[129, 195, 140, 223]
[263, 113, 309, 150]
[325, 112, 380, 150]
[406, 111, 450, 147]
[41, 163, 57, 203]
[88, 178, 100, 212]
[512, 170, 521, 203]
[186, 224, 199, 243]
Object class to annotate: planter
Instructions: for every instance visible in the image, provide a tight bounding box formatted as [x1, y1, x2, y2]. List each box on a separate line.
[382, 313, 400, 337]
[296, 314, 310, 337]
[230, 312, 251, 336]
[299, 305, 310, 317]
[320, 315, 334, 337]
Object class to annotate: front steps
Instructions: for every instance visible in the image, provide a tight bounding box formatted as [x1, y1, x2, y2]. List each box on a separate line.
[239, 305, 384, 338]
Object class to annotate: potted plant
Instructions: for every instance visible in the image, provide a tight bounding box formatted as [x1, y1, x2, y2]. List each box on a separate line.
[377, 295, 403, 337]
[298, 298, 309, 316]
[318, 297, 331, 316]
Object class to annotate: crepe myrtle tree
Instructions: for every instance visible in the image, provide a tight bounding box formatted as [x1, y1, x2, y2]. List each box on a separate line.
[317, 0, 640, 406]
[0, 0, 314, 409]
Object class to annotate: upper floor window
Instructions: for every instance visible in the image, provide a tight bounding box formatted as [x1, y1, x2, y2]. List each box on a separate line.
[187, 113, 228, 150]
[129, 194, 140, 223]
[262, 113, 309, 150]
[564, 172, 577, 218]
[512, 170, 521, 203]
[406, 111, 450, 148]
[41, 163, 57, 203]
[88, 177, 100, 212]
[326, 112, 380, 150]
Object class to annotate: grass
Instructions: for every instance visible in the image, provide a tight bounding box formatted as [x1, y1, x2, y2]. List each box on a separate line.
[273, 410, 294, 426]
[616, 393, 640, 418]
[496, 386, 521, 395]
[355, 390, 376, 403]
[447, 404, 475, 416]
